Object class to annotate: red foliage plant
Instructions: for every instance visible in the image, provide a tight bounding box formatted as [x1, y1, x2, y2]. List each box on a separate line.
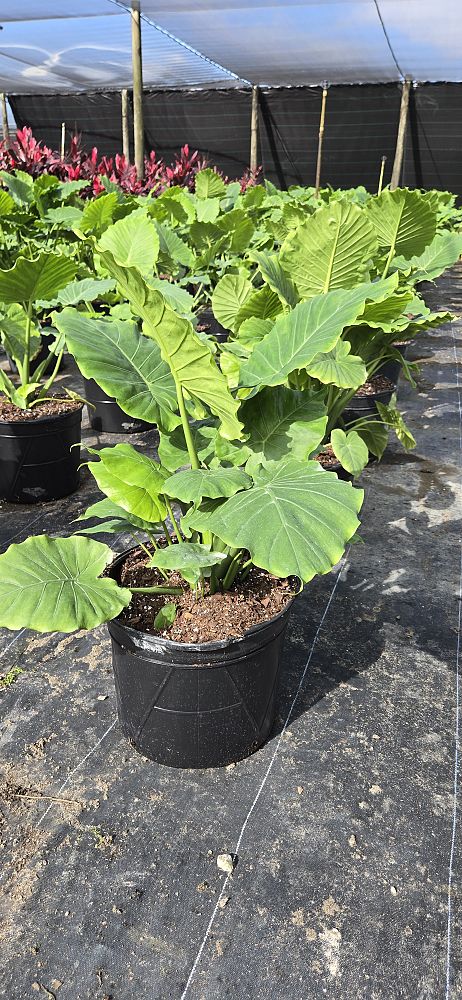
[0, 127, 259, 197]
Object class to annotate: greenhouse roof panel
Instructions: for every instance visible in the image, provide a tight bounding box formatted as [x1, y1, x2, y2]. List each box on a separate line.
[0, 0, 460, 92]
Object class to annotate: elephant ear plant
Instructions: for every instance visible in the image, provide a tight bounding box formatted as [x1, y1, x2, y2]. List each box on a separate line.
[0, 247, 365, 767]
[0, 251, 77, 409]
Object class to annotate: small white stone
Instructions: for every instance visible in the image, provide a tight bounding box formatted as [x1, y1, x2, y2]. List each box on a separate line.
[218, 895, 230, 909]
[217, 853, 235, 874]
[390, 885, 398, 896]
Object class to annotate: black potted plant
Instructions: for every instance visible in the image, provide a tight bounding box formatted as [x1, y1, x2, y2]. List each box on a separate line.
[0, 251, 84, 503]
[0, 254, 364, 768]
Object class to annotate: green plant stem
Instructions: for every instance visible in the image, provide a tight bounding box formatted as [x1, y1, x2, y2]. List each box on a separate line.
[22, 298, 33, 387]
[161, 521, 173, 546]
[222, 551, 244, 591]
[175, 381, 200, 470]
[129, 533, 152, 560]
[382, 245, 395, 279]
[37, 349, 64, 399]
[145, 530, 159, 550]
[129, 586, 183, 595]
[165, 498, 183, 544]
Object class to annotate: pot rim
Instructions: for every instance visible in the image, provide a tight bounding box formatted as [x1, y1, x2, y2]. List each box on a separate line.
[108, 546, 299, 654]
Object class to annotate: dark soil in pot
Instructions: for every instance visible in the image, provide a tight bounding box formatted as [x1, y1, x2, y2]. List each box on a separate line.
[108, 548, 297, 768]
[314, 444, 353, 482]
[343, 374, 394, 422]
[197, 307, 229, 343]
[0, 397, 83, 503]
[83, 378, 151, 434]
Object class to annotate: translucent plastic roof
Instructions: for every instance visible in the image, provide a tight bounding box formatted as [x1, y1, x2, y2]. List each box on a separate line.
[0, 0, 461, 93]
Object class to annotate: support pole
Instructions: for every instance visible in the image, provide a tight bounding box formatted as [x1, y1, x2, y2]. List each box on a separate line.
[60, 121, 66, 158]
[121, 88, 130, 161]
[250, 85, 259, 173]
[131, 0, 144, 179]
[315, 84, 328, 197]
[390, 77, 412, 190]
[377, 155, 387, 195]
[0, 93, 9, 144]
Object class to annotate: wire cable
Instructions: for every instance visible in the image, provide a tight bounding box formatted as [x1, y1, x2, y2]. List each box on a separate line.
[373, 0, 405, 80]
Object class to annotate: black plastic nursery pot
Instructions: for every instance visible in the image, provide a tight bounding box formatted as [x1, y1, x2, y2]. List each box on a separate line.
[377, 343, 409, 386]
[108, 555, 295, 768]
[343, 382, 394, 423]
[83, 378, 151, 435]
[0, 405, 83, 504]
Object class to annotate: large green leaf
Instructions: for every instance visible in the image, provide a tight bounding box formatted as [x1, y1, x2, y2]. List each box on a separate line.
[366, 189, 436, 266]
[48, 277, 116, 307]
[79, 193, 119, 235]
[0, 252, 77, 305]
[55, 309, 178, 430]
[211, 272, 253, 332]
[393, 232, 462, 283]
[280, 201, 378, 297]
[99, 209, 159, 273]
[330, 428, 369, 476]
[239, 284, 376, 389]
[98, 252, 243, 440]
[87, 443, 168, 523]
[240, 386, 327, 472]
[164, 467, 252, 504]
[192, 458, 363, 582]
[306, 340, 367, 389]
[0, 535, 131, 633]
[216, 208, 255, 252]
[195, 168, 227, 199]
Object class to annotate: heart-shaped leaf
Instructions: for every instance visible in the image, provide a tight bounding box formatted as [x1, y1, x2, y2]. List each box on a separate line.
[280, 201, 378, 297]
[199, 458, 363, 582]
[330, 428, 369, 476]
[99, 209, 159, 273]
[0, 536, 131, 633]
[164, 467, 252, 504]
[306, 340, 367, 389]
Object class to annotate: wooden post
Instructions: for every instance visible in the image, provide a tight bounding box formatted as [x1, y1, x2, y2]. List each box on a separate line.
[60, 121, 66, 158]
[0, 93, 9, 144]
[378, 155, 387, 195]
[315, 85, 328, 197]
[390, 77, 412, 190]
[131, 0, 144, 179]
[250, 85, 259, 173]
[121, 88, 130, 161]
